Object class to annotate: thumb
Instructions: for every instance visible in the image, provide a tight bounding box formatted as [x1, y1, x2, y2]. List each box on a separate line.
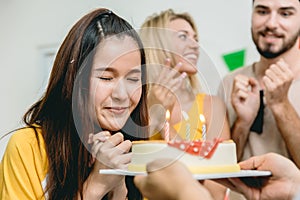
[239, 155, 265, 170]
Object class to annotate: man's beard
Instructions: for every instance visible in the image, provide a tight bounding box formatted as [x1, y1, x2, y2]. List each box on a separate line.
[252, 28, 300, 59]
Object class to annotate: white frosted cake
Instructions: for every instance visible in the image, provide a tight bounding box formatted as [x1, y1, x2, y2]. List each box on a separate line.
[128, 139, 240, 174]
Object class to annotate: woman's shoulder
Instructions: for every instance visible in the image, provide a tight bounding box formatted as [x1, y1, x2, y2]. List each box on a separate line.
[10, 127, 42, 143]
[1, 126, 49, 194]
[6, 126, 44, 153]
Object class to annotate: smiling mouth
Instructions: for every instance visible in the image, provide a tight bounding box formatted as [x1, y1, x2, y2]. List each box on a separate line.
[184, 53, 199, 60]
[105, 107, 129, 114]
[261, 31, 283, 38]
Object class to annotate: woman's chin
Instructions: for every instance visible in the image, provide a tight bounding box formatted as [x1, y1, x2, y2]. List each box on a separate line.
[106, 123, 126, 132]
[98, 118, 127, 132]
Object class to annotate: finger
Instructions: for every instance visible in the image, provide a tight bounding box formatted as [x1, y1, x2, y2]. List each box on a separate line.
[265, 65, 280, 83]
[88, 133, 94, 144]
[120, 152, 133, 164]
[152, 84, 165, 96]
[157, 61, 183, 90]
[236, 89, 249, 100]
[92, 131, 111, 143]
[276, 59, 289, 74]
[167, 73, 187, 91]
[157, 58, 172, 83]
[248, 78, 260, 93]
[116, 153, 133, 169]
[239, 156, 264, 170]
[234, 75, 250, 86]
[115, 140, 132, 154]
[165, 57, 171, 69]
[152, 58, 172, 87]
[95, 133, 125, 158]
[180, 72, 187, 79]
[168, 62, 182, 79]
[105, 140, 132, 167]
[277, 59, 294, 80]
[173, 62, 183, 72]
[233, 81, 249, 93]
[106, 132, 125, 148]
[91, 139, 105, 157]
[270, 64, 284, 78]
[238, 157, 256, 170]
[95, 140, 132, 169]
[262, 76, 275, 92]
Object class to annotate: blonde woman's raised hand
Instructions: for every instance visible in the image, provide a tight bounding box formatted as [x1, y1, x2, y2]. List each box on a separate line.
[150, 58, 187, 111]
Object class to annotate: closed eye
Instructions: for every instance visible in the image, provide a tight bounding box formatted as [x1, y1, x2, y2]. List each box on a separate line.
[127, 77, 140, 82]
[98, 77, 113, 81]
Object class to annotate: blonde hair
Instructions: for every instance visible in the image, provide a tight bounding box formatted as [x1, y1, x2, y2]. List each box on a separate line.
[140, 9, 201, 94]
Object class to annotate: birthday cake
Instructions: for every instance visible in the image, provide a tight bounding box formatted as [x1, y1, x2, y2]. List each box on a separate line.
[128, 139, 240, 174]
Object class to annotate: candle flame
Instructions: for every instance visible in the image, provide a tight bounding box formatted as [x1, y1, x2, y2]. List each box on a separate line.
[199, 114, 206, 123]
[166, 110, 170, 120]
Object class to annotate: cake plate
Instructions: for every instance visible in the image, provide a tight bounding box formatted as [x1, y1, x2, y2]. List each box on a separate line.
[99, 169, 271, 180]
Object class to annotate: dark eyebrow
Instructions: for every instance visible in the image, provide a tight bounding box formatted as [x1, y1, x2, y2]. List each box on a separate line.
[254, 5, 269, 9]
[279, 7, 297, 12]
[254, 5, 297, 11]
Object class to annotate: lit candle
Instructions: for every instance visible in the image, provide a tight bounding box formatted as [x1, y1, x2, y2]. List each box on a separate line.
[165, 110, 170, 142]
[199, 114, 206, 141]
[182, 111, 190, 141]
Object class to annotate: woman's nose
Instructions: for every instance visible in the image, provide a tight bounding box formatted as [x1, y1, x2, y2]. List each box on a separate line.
[189, 37, 199, 50]
[111, 79, 128, 101]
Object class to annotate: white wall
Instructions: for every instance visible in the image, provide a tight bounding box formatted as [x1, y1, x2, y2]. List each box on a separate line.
[0, 0, 259, 159]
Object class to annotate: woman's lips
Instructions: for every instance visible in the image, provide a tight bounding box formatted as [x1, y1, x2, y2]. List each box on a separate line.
[105, 107, 129, 114]
[183, 53, 199, 65]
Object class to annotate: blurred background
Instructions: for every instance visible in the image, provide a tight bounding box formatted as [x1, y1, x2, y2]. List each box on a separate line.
[0, 0, 259, 159]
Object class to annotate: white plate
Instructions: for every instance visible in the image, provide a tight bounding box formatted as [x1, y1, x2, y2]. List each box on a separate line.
[99, 169, 271, 180]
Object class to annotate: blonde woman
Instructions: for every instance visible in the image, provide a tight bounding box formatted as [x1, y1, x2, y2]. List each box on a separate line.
[140, 9, 231, 200]
[140, 9, 230, 142]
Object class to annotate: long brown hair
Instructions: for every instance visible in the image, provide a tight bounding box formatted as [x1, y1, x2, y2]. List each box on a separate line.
[23, 8, 148, 199]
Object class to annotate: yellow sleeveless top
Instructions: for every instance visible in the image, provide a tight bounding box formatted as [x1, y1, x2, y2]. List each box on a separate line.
[150, 93, 206, 140]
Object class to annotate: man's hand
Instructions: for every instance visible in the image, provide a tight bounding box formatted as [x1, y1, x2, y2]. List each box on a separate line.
[263, 58, 294, 108]
[231, 74, 260, 126]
